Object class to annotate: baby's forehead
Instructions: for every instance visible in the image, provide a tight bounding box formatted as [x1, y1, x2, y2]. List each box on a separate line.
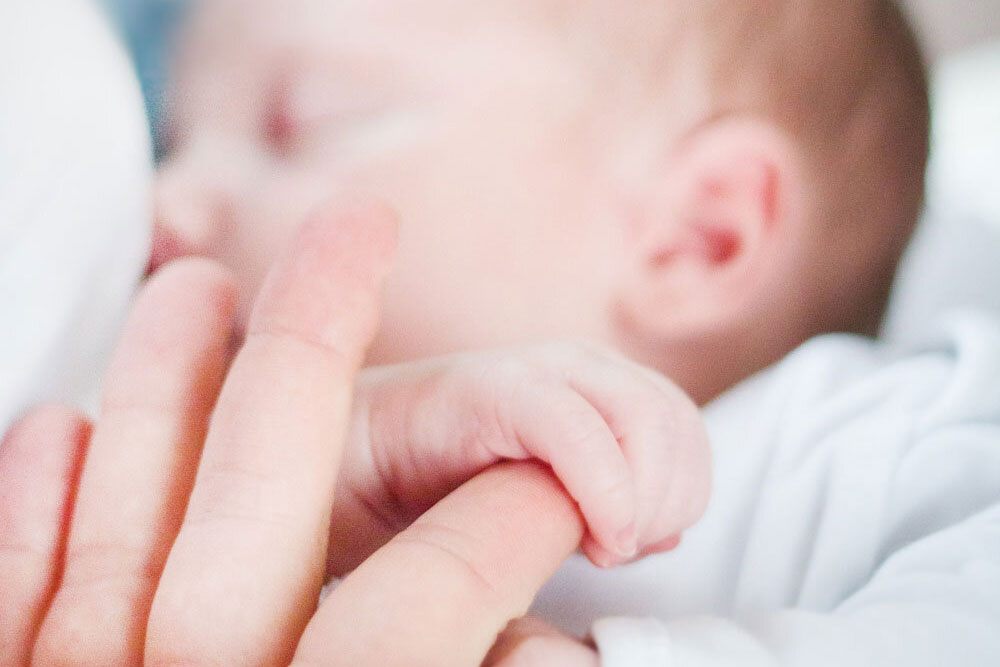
[260, 0, 601, 84]
[306, 0, 611, 37]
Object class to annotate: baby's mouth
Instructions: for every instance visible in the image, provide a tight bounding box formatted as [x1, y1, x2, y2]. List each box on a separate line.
[147, 224, 200, 276]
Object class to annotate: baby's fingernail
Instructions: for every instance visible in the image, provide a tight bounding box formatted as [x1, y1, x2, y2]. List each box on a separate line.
[592, 548, 616, 569]
[615, 523, 638, 558]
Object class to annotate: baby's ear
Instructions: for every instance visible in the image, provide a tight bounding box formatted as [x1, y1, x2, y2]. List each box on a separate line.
[616, 116, 807, 341]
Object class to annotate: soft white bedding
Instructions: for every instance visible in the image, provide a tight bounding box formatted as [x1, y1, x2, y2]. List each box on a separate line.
[0, 0, 151, 430]
[884, 42, 1000, 344]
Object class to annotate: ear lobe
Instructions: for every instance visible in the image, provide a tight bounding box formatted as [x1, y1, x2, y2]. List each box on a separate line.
[618, 117, 803, 338]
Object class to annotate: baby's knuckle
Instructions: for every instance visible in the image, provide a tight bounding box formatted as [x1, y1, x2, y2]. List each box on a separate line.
[585, 462, 632, 509]
[599, 473, 634, 505]
[538, 339, 613, 365]
[561, 418, 614, 453]
[474, 353, 530, 388]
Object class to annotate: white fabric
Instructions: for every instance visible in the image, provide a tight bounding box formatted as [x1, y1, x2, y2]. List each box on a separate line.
[534, 312, 1000, 666]
[884, 41, 1000, 343]
[2, 9, 999, 666]
[0, 0, 152, 431]
[926, 42, 1000, 227]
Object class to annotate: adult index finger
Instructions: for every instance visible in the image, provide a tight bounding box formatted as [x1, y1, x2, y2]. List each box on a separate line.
[292, 462, 585, 667]
[146, 199, 397, 666]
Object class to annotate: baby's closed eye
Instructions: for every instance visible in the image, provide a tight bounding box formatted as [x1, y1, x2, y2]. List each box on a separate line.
[264, 71, 431, 161]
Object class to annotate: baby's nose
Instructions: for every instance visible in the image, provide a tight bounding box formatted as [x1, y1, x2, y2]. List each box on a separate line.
[147, 223, 199, 275]
[149, 166, 235, 275]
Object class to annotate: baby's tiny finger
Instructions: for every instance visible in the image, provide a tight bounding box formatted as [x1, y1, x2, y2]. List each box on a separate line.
[549, 346, 711, 554]
[579, 535, 621, 570]
[639, 534, 682, 558]
[0, 406, 90, 666]
[505, 383, 637, 561]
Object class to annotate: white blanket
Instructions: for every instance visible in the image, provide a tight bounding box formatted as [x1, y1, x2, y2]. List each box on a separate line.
[535, 311, 1000, 665]
[0, 0, 151, 430]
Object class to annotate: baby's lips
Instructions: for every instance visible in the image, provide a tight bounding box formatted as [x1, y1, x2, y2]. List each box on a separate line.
[147, 224, 200, 276]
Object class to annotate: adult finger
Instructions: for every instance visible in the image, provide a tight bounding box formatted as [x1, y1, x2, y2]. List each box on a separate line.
[147, 199, 397, 666]
[0, 407, 90, 666]
[292, 462, 585, 667]
[33, 260, 237, 666]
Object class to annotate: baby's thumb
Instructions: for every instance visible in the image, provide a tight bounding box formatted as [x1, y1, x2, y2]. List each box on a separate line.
[249, 196, 398, 369]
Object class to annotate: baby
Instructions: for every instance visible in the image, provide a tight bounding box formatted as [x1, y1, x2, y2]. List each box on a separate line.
[153, 0, 929, 407]
[12, 0, 1000, 665]
[148, 0, 978, 663]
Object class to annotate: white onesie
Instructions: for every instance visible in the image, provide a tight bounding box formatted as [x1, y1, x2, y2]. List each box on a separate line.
[534, 312, 1000, 666]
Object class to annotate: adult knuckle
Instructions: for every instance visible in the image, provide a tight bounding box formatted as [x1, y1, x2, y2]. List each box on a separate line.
[393, 521, 499, 601]
[243, 328, 355, 384]
[30, 633, 89, 667]
[144, 652, 223, 667]
[61, 540, 157, 590]
[33, 607, 125, 667]
[183, 464, 296, 530]
[1, 405, 86, 458]
[0, 539, 48, 566]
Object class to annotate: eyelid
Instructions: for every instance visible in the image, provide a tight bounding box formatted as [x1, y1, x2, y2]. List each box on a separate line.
[265, 72, 394, 148]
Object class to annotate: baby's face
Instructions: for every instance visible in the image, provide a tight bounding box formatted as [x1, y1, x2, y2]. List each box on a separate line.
[158, 0, 632, 365]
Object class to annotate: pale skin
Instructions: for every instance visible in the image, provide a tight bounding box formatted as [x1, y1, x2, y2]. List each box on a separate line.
[0, 200, 709, 665]
[6, 0, 731, 659]
[3, 0, 912, 660]
[156, 0, 830, 409]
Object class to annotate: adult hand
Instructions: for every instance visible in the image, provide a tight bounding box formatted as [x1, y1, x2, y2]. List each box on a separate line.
[2, 197, 600, 667]
[295, 462, 584, 667]
[1, 198, 396, 665]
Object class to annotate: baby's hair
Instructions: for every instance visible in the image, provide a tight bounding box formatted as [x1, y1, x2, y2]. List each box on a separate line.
[555, 0, 930, 336]
[693, 0, 930, 336]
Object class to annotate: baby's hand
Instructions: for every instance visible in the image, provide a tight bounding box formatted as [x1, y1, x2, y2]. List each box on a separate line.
[330, 343, 712, 572]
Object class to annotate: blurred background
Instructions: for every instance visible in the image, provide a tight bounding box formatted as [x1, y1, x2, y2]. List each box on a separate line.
[904, 0, 1000, 56]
